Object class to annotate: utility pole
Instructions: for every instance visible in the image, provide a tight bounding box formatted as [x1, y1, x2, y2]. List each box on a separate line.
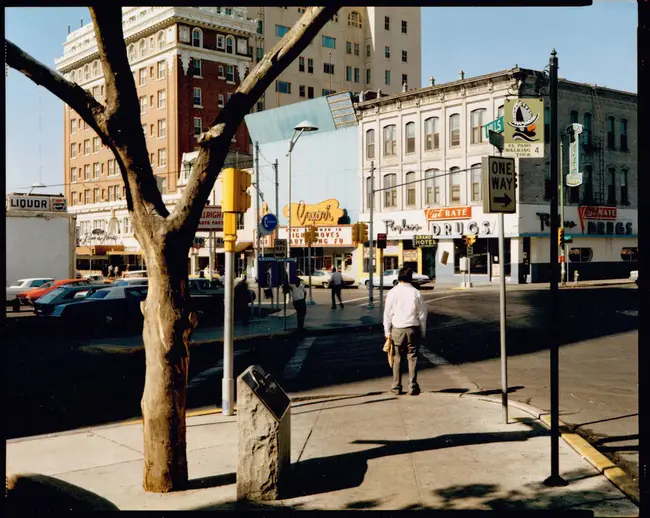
[559, 140, 566, 286]
[255, 141, 261, 315]
[274, 159, 280, 310]
[368, 161, 375, 309]
[544, 49, 567, 488]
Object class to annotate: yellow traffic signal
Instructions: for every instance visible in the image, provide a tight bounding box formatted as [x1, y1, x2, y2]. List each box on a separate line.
[352, 222, 360, 244]
[303, 225, 318, 246]
[221, 168, 251, 214]
[360, 223, 369, 242]
[559, 227, 565, 247]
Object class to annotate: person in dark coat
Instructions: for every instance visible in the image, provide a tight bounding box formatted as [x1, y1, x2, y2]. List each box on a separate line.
[234, 275, 250, 324]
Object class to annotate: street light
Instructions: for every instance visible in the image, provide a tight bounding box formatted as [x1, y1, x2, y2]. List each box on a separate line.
[287, 120, 318, 279]
[27, 182, 46, 195]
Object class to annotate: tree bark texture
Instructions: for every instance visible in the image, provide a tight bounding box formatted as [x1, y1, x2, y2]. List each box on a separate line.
[5, 5, 341, 493]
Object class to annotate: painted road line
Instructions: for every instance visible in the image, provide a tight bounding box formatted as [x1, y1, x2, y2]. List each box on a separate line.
[283, 336, 316, 381]
[187, 348, 249, 389]
[420, 345, 475, 388]
[419, 348, 450, 366]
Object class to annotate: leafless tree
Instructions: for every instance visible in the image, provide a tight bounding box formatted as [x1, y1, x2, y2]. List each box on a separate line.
[5, 5, 339, 493]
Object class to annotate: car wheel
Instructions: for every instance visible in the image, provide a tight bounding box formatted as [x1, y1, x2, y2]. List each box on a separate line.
[12, 299, 20, 312]
[323, 281, 330, 289]
[365, 280, 371, 290]
[392, 280, 399, 287]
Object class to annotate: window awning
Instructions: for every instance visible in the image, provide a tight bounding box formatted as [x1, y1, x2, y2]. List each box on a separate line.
[76, 245, 125, 256]
[107, 250, 143, 255]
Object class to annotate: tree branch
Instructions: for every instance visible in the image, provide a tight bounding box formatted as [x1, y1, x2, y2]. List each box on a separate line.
[166, 6, 341, 237]
[5, 39, 110, 145]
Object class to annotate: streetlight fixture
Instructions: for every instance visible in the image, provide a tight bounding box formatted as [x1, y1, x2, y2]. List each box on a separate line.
[287, 119, 318, 277]
[27, 182, 46, 195]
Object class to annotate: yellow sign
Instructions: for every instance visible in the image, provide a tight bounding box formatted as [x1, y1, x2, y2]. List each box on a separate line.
[282, 198, 344, 227]
[503, 98, 545, 158]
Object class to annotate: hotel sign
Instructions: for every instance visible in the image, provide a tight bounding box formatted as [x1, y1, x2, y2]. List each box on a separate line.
[424, 206, 472, 221]
[282, 198, 344, 227]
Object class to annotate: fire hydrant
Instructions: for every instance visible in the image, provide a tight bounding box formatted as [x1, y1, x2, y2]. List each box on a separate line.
[574, 270, 579, 285]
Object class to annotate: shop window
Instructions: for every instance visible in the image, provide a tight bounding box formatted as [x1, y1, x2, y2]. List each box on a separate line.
[620, 247, 638, 261]
[568, 248, 593, 263]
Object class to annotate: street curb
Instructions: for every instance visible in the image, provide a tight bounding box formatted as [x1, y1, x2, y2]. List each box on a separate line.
[472, 395, 639, 506]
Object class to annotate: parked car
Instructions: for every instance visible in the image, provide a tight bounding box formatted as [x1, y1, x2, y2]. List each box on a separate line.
[84, 274, 108, 285]
[112, 278, 149, 287]
[122, 270, 148, 279]
[630, 270, 638, 286]
[297, 269, 356, 288]
[33, 285, 93, 316]
[49, 285, 149, 336]
[359, 269, 431, 289]
[6, 278, 54, 311]
[17, 278, 92, 306]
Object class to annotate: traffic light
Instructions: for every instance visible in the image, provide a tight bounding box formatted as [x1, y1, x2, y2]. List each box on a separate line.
[303, 225, 318, 246]
[360, 222, 369, 242]
[352, 222, 360, 244]
[221, 168, 251, 214]
[559, 227, 565, 247]
[464, 234, 476, 246]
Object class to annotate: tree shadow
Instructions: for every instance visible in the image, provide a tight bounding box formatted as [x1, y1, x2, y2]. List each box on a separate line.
[185, 472, 237, 490]
[293, 396, 398, 415]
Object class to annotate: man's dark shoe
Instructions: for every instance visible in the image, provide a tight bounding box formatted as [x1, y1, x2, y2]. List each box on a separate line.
[390, 387, 402, 395]
[340, 304, 344, 309]
[331, 306, 336, 310]
[408, 386, 421, 396]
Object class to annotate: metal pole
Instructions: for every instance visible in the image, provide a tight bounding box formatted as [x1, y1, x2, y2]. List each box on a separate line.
[274, 159, 279, 310]
[307, 243, 315, 304]
[544, 49, 567, 488]
[558, 140, 566, 286]
[468, 251, 472, 288]
[379, 248, 384, 313]
[222, 249, 235, 416]
[368, 162, 375, 309]
[255, 141, 261, 316]
[498, 213, 508, 424]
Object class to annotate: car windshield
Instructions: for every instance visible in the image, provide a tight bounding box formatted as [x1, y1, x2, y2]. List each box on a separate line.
[88, 289, 111, 299]
[38, 281, 55, 289]
[37, 288, 66, 304]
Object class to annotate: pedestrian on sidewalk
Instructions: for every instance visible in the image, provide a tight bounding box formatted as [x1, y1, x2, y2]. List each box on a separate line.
[107, 265, 113, 278]
[329, 266, 344, 309]
[234, 275, 250, 324]
[383, 267, 427, 396]
[288, 277, 307, 332]
[114, 265, 120, 278]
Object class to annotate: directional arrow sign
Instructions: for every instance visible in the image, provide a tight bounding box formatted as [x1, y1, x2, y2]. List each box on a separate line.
[482, 155, 516, 214]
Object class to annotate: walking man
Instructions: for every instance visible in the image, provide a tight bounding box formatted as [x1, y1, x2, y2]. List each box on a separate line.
[288, 277, 307, 332]
[383, 268, 428, 396]
[329, 266, 344, 309]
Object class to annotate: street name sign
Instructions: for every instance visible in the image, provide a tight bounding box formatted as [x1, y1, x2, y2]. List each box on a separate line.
[483, 156, 516, 214]
[413, 235, 437, 248]
[274, 238, 287, 258]
[483, 116, 504, 139]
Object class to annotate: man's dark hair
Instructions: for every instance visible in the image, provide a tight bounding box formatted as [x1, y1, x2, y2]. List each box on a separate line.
[398, 267, 413, 283]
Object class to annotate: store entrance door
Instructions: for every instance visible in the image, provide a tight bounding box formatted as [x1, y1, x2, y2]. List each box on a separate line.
[422, 246, 436, 279]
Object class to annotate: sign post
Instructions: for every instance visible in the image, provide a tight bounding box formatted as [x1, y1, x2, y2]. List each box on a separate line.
[483, 155, 516, 425]
[377, 233, 386, 312]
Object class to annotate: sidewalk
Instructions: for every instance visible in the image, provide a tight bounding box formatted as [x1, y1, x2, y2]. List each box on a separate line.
[78, 304, 383, 354]
[5, 392, 638, 514]
[436, 277, 635, 291]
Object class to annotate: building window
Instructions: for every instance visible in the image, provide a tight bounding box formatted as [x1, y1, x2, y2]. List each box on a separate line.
[215, 34, 225, 50]
[256, 100, 264, 111]
[128, 46, 135, 63]
[225, 36, 234, 54]
[424, 117, 439, 151]
[384, 16, 390, 30]
[192, 28, 203, 47]
[218, 94, 225, 107]
[354, 43, 360, 56]
[71, 119, 77, 134]
[346, 41, 352, 55]
[157, 31, 165, 50]
[226, 64, 235, 82]
[449, 114, 460, 147]
[108, 159, 116, 176]
[366, 44, 371, 57]
[620, 119, 628, 151]
[276, 81, 291, 94]
[307, 86, 314, 99]
[157, 89, 166, 108]
[92, 60, 99, 77]
[366, 177, 375, 209]
[157, 60, 166, 79]
[354, 68, 360, 83]
[93, 162, 99, 179]
[308, 58, 314, 74]
[348, 11, 362, 28]
[497, 105, 504, 119]
[324, 63, 335, 75]
[366, 129, 375, 159]
[72, 192, 78, 205]
[140, 96, 147, 114]
[149, 37, 155, 50]
[299, 85, 306, 98]
[190, 58, 202, 77]
[149, 95, 154, 108]
[405, 122, 415, 154]
[383, 125, 396, 156]
[257, 20, 263, 34]
[93, 188, 100, 203]
[299, 56, 305, 72]
[583, 112, 592, 147]
[385, 46, 391, 59]
[322, 35, 336, 49]
[544, 107, 550, 143]
[193, 87, 202, 107]
[450, 167, 462, 204]
[405, 171, 416, 206]
[385, 70, 390, 85]
[84, 164, 91, 180]
[401, 50, 407, 63]
[71, 167, 77, 181]
[425, 169, 440, 205]
[193, 117, 202, 136]
[138, 68, 146, 86]
[583, 164, 593, 203]
[401, 20, 407, 33]
[621, 247, 638, 261]
[346, 66, 352, 82]
[70, 143, 76, 158]
[158, 148, 167, 167]
[84, 139, 90, 155]
[256, 47, 264, 61]
[570, 110, 578, 125]
[384, 173, 397, 208]
[471, 109, 486, 144]
[471, 163, 482, 202]
[366, 69, 371, 84]
[93, 137, 100, 153]
[607, 116, 615, 149]
[149, 66, 155, 80]
[275, 25, 290, 37]
[158, 119, 166, 138]
[218, 65, 225, 78]
[85, 190, 90, 204]
[92, 86, 99, 99]
[607, 167, 616, 204]
[138, 40, 147, 59]
[620, 168, 629, 204]
[322, 89, 335, 96]
[568, 248, 593, 263]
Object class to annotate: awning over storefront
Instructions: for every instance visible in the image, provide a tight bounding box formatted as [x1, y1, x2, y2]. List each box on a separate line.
[76, 245, 125, 256]
[107, 249, 142, 255]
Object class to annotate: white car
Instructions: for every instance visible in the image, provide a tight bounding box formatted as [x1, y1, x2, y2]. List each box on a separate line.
[297, 269, 356, 288]
[84, 274, 108, 285]
[6, 278, 54, 307]
[359, 269, 431, 289]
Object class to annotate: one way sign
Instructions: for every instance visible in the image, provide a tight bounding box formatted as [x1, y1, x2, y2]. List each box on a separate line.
[482, 155, 516, 214]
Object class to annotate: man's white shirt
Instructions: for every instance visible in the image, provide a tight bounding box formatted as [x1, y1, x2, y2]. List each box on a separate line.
[383, 283, 428, 338]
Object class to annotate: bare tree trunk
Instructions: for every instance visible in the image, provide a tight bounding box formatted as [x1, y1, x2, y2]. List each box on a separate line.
[139, 241, 195, 492]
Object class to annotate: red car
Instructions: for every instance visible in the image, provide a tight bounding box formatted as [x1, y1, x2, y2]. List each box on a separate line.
[17, 279, 91, 305]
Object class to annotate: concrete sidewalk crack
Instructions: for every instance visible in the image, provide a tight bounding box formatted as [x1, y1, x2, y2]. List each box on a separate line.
[295, 404, 323, 465]
[91, 431, 145, 456]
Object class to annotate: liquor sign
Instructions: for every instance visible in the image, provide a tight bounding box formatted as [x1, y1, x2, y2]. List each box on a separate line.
[413, 235, 437, 247]
[6, 194, 67, 212]
[198, 205, 223, 231]
[424, 206, 472, 221]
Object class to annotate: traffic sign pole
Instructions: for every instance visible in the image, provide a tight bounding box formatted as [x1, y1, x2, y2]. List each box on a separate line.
[498, 212, 508, 424]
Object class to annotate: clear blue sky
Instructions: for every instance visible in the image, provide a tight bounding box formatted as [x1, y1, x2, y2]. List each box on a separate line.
[5, 4, 637, 194]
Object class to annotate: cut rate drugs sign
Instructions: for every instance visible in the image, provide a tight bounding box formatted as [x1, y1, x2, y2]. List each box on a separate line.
[482, 156, 516, 214]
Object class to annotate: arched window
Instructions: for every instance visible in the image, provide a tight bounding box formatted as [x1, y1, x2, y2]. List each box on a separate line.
[449, 166, 461, 204]
[449, 114, 460, 147]
[607, 167, 616, 204]
[425, 169, 440, 205]
[620, 119, 628, 151]
[139, 39, 146, 58]
[384, 173, 397, 208]
[405, 122, 415, 154]
[70, 70, 76, 83]
[424, 117, 439, 151]
[471, 163, 482, 202]
[92, 60, 99, 77]
[584, 164, 593, 204]
[470, 109, 486, 144]
[620, 168, 629, 205]
[405, 171, 416, 206]
[348, 11, 362, 28]
[149, 36, 155, 50]
[570, 110, 579, 124]
[157, 31, 165, 50]
[128, 44, 136, 62]
[225, 35, 234, 54]
[583, 112, 592, 146]
[383, 124, 396, 156]
[607, 116, 615, 149]
[365, 129, 375, 159]
[497, 105, 504, 119]
[83, 64, 90, 81]
[192, 28, 203, 48]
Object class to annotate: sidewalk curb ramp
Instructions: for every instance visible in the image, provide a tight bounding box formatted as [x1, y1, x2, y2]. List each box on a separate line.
[474, 395, 639, 505]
